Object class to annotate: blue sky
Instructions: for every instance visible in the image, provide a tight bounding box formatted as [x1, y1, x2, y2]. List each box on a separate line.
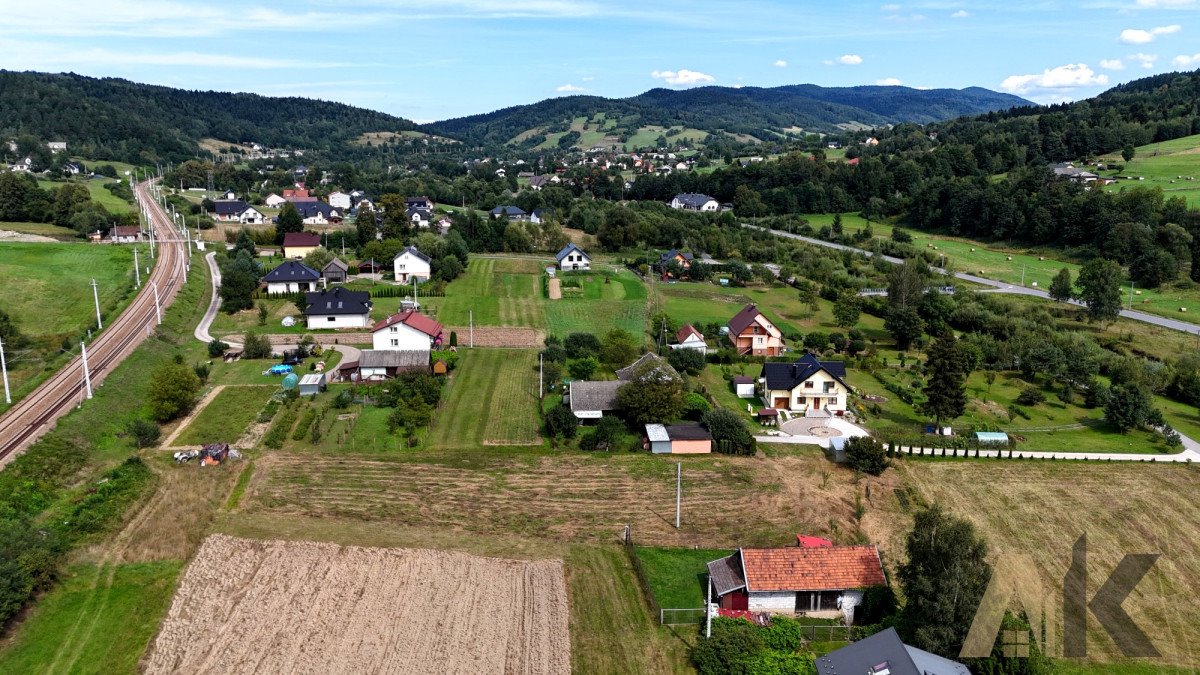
[3, 0, 1199, 122]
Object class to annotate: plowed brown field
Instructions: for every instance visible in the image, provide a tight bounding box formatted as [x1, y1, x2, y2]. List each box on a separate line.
[145, 535, 570, 674]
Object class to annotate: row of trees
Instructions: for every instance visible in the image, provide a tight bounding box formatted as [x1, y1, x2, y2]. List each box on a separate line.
[0, 172, 138, 235]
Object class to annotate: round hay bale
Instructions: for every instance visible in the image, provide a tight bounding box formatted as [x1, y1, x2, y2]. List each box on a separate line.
[1006, 256, 1013, 261]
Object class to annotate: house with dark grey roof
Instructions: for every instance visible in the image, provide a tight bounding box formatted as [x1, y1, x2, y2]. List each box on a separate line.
[212, 199, 265, 224]
[262, 260, 320, 295]
[815, 627, 970, 675]
[293, 200, 342, 225]
[615, 352, 675, 381]
[355, 350, 430, 380]
[489, 205, 528, 221]
[568, 380, 623, 420]
[406, 196, 434, 211]
[406, 206, 432, 227]
[303, 287, 372, 329]
[706, 542, 887, 621]
[669, 193, 719, 212]
[392, 246, 431, 283]
[555, 243, 590, 271]
[760, 353, 850, 414]
[658, 249, 695, 278]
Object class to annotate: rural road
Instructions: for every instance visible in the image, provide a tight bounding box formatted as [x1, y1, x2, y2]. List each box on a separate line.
[743, 224, 1200, 336]
[0, 180, 189, 466]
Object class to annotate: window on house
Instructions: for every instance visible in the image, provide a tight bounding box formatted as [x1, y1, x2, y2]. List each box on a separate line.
[823, 382, 834, 393]
[390, 339, 398, 346]
[327, 317, 335, 322]
[804, 381, 813, 388]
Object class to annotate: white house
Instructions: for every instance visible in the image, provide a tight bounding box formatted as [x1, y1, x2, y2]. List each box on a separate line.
[669, 324, 707, 354]
[407, 206, 432, 228]
[393, 246, 431, 283]
[760, 353, 851, 414]
[262, 260, 321, 295]
[555, 243, 591, 271]
[46, 141, 67, 153]
[327, 191, 352, 210]
[707, 542, 886, 622]
[264, 193, 287, 208]
[212, 200, 265, 224]
[371, 311, 444, 351]
[303, 287, 373, 329]
[669, 193, 719, 212]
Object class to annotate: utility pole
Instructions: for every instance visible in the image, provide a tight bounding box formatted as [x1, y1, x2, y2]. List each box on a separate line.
[1021, 265, 1026, 287]
[0, 335, 11, 405]
[675, 463, 682, 529]
[134, 248, 141, 288]
[1129, 281, 1136, 310]
[705, 578, 712, 639]
[152, 281, 162, 324]
[185, 226, 191, 273]
[80, 340, 93, 400]
[90, 278, 103, 330]
[539, 352, 544, 399]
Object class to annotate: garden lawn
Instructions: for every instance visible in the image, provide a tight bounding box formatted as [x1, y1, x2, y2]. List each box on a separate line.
[0, 221, 78, 239]
[0, 561, 183, 675]
[634, 546, 733, 609]
[428, 349, 541, 449]
[176, 385, 273, 445]
[698, 364, 758, 415]
[1099, 133, 1200, 208]
[422, 257, 550, 328]
[546, 268, 647, 337]
[38, 178, 136, 213]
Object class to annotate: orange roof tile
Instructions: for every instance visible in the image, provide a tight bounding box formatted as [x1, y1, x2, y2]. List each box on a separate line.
[741, 545, 884, 592]
[370, 311, 444, 338]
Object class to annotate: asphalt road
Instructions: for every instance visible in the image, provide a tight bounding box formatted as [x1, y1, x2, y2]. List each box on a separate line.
[743, 224, 1200, 336]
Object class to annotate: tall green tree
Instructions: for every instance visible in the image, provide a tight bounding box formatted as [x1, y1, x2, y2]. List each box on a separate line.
[1048, 267, 1073, 302]
[899, 504, 992, 658]
[355, 205, 378, 244]
[919, 333, 968, 428]
[616, 361, 684, 425]
[885, 260, 927, 349]
[147, 358, 202, 422]
[833, 293, 861, 328]
[1104, 383, 1156, 432]
[218, 254, 259, 313]
[1076, 258, 1124, 325]
[233, 228, 257, 258]
[600, 328, 640, 369]
[275, 202, 303, 243]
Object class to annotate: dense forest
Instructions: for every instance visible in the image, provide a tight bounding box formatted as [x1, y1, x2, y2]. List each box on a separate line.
[428, 84, 1029, 147]
[0, 71, 419, 164]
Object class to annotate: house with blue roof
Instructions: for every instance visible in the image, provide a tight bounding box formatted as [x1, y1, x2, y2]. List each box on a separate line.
[489, 205, 528, 221]
[555, 243, 590, 271]
[760, 353, 851, 415]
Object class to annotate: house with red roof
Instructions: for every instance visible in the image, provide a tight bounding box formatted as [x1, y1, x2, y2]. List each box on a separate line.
[371, 311, 444, 351]
[669, 324, 708, 355]
[706, 542, 886, 623]
[726, 304, 783, 356]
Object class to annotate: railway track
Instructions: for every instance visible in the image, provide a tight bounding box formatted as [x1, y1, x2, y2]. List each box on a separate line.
[0, 180, 189, 467]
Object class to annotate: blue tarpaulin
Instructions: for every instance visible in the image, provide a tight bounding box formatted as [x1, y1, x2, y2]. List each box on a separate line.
[269, 365, 293, 375]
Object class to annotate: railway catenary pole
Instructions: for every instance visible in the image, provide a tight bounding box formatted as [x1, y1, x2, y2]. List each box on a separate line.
[0, 335, 11, 405]
[134, 248, 141, 288]
[152, 281, 162, 325]
[91, 278, 103, 330]
[80, 340, 93, 400]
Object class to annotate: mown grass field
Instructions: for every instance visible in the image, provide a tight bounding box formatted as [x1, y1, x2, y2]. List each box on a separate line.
[0, 242, 135, 338]
[547, 268, 647, 337]
[625, 125, 710, 151]
[0, 561, 183, 675]
[1099, 132, 1200, 208]
[428, 349, 541, 448]
[0, 221, 78, 239]
[903, 460, 1200, 669]
[175, 385, 273, 445]
[38, 177, 136, 213]
[635, 546, 732, 609]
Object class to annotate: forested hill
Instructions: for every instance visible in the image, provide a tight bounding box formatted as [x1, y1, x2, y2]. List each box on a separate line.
[426, 84, 1031, 147]
[0, 71, 419, 164]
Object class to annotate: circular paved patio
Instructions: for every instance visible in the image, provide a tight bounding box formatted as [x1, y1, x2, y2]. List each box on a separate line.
[780, 418, 844, 437]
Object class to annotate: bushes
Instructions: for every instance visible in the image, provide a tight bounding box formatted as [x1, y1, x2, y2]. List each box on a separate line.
[544, 405, 578, 439]
[292, 408, 317, 441]
[1015, 386, 1045, 406]
[207, 339, 229, 357]
[579, 416, 624, 451]
[243, 332, 272, 359]
[124, 418, 161, 448]
[761, 616, 804, 651]
[263, 401, 300, 448]
[702, 408, 754, 454]
[691, 618, 765, 675]
[668, 347, 706, 375]
[844, 436, 889, 475]
[564, 332, 601, 359]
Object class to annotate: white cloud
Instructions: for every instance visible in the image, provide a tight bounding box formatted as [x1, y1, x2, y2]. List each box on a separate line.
[875, 77, 903, 86]
[0, 39, 336, 69]
[1000, 63, 1109, 95]
[951, 10, 970, 18]
[1173, 52, 1200, 66]
[1119, 25, 1181, 44]
[1135, 0, 1196, 7]
[881, 3, 901, 11]
[773, 59, 788, 68]
[826, 54, 863, 65]
[1131, 52, 1158, 68]
[1099, 58, 1126, 70]
[650, 69, 715, 86]
[556, 84, 587, 92]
